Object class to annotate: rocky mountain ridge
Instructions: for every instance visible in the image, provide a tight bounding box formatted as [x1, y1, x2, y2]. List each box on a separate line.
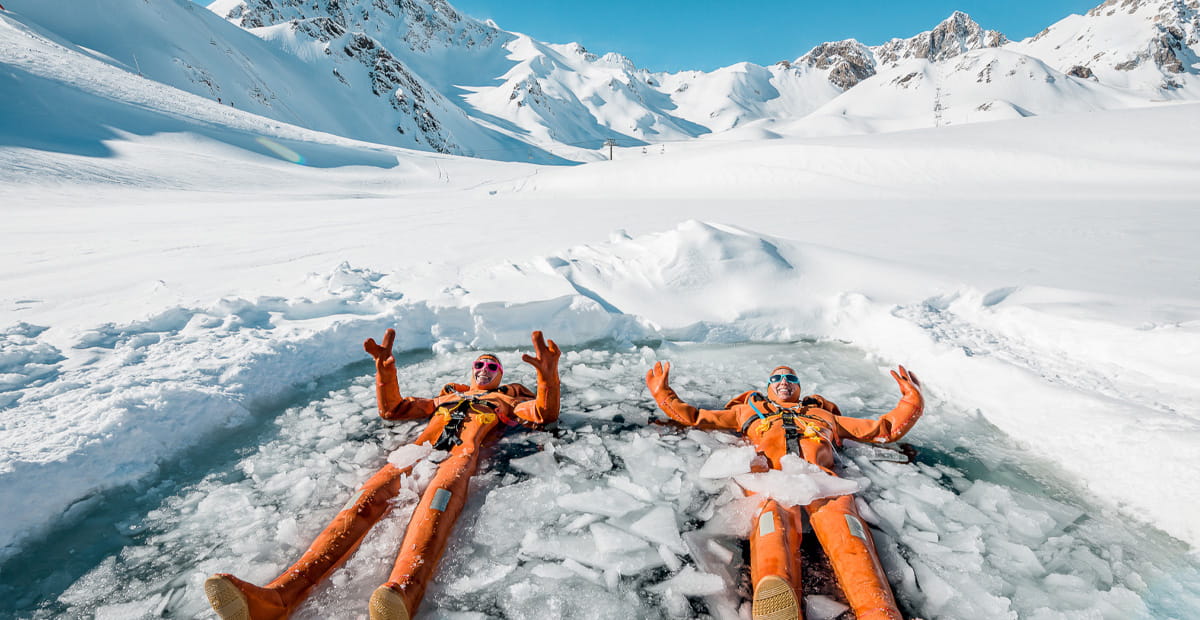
[4, 0, 1198, 162]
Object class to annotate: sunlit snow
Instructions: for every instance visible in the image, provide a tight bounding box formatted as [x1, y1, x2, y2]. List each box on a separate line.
[2, 0, 1200, 618]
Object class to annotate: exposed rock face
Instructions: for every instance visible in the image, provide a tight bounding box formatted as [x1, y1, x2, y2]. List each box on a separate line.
[798, 40, 876, 89]
[875, 11, 1008, 65]
[1067, 64, 1096, 78]
[212, 0, 493, 153]
[1087, 0, 1199, 78]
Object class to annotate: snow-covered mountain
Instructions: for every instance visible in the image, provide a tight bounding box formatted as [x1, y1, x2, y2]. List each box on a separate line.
[1010, 0, 1200, 98]
[3, 0, 1198, 160]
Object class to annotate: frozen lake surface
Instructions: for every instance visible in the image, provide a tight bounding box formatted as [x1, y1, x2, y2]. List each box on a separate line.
[3, 342, 1197, 620]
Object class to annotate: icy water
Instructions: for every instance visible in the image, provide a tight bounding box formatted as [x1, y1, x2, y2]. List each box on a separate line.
[2, 341, 1199, 619]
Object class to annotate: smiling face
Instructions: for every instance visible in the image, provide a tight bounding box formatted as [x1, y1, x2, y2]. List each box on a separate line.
[471, 355, 503, 390]
[767, 365, 800, 404]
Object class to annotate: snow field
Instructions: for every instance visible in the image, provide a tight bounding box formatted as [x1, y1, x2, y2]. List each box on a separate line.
[10, 343, 1198, 619]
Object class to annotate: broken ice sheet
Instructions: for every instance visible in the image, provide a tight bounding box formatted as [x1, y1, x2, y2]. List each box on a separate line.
[734, 455, 860, 507]
[698, 445, 757, 479]
[556, 487, 646, 517]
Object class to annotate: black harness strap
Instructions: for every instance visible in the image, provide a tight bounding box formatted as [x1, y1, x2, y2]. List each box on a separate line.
[782, 408, 809, 456]
[431, 395, 499, 450]
[739, 395, 833, 456]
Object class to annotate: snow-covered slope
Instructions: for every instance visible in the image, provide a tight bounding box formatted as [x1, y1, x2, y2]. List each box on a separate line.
[3, 0, 555, 160]
[4, 0, 1198, 162]
[1011, 0, 1200, 98]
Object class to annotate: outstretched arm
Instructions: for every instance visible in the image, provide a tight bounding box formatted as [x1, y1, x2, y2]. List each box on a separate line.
[513, 330, 561, 425]
[645, 361, 741, 429]
[363, 328, 437, 420]
[835, 366, 924, 443]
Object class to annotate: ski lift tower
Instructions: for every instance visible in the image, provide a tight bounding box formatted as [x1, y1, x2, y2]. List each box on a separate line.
[934, 87, 949, 127]
[603, 138, 617, 161]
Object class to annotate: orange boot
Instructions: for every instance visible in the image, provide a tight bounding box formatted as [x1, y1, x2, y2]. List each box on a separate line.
[369, 449, 481, 620]
[807, 495, 901, 620]
[750, 499, 805, 620]
[205, 462, 413, 620]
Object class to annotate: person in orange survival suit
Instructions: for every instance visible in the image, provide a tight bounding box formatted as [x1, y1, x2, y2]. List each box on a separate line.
[645, 361, 923, 620]
[205, 328, 561, 620]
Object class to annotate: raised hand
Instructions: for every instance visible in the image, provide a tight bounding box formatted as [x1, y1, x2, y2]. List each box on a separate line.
[645, 361, 673, 395]
[521, 330, 561, 375]
[364, 328, 396, 371]
[891, 365, 922, 401]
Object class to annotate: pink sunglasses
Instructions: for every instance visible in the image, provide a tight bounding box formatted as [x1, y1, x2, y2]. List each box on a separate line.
[473, 360, 501, 372]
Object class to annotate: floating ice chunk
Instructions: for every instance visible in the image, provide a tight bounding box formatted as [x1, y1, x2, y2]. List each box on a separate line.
[563, 558, 604, 585]
[530, 562, 572, 580]
[805, 594, 850, 620]
[473, 478, 571, 552]
[701, 496, 760, 538]
[706, 538, 735, 565]
[605, 476, 656, 503]
[990, 538, 1046, 577]
[657, 544, 683, 572]
[650, 566, 726, 597]
[557, 488, 645, 517]
[629, 505, 687, 554]
[444, 562, 517, 597]
[423, 609, 490, 620]
[564, 513, 604, 532]
[274, 516, 301, 548]
[557, 438, 613, 472]
[520, 531, 666, 575]
[734, 457, 859, 508]
[387, 442, 433, 469]
[698, 446, 757, 479]
[605, 568, 620, 591]
[910, 558, 956, 612]
[590, 522, 650, 554]
[660, 588, 692, 619]
[510, 450, 559, 478]
[903, 502, 942, 533]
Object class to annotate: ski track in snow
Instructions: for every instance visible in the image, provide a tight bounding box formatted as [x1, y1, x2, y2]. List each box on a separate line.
[894, 299, 1188, 418]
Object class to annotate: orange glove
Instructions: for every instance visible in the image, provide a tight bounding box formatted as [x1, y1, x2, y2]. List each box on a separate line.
[645, 361, 673, 399]
[891, 365, 922, 407]
[364, 328, 403, 417]
[873, 365, 924, 442]
[520, 330, 561, 424]
[364, 328, 396, 373]
[645, 361, 703, 425]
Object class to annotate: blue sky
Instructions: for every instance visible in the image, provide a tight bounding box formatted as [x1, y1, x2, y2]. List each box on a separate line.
[448, 0, 1102, 72]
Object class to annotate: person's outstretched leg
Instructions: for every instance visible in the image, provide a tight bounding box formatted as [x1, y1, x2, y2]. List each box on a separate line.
[369, 449, 480, 620]
[807, 494, 902, 620]
[750, 498, 805, 620]
[205, 462, 412, 620]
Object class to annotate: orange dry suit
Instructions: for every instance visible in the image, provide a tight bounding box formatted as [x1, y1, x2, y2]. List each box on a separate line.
[646, 363, 923, 620]
[205, 330, 560, 620]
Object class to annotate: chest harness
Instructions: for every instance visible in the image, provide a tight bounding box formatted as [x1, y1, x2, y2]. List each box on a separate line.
[431, 394, 500, 450]
[430, 384, 538, 450]
[739, 393, 835, 455]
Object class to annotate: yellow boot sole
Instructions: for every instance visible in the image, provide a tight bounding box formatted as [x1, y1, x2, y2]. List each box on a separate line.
[752, 574, 799, 620]
[204, 575, 250, 620]
[369, 584, 411, 620]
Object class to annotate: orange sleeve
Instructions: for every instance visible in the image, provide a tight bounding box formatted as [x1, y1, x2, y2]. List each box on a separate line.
[651, 386, 742, 430]
[833, 390, 923, 444]
[512, 377, 558, 426]
[375, 364, 438, 420]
